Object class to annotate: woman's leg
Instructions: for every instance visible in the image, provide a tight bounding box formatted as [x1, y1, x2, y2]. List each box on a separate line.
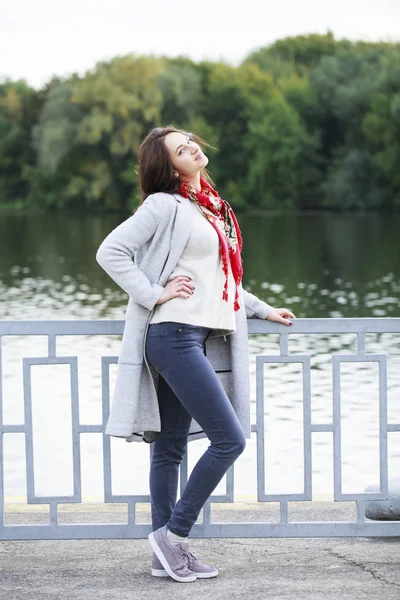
[149, 372, 192, 532]
[145, 321, 246, 538]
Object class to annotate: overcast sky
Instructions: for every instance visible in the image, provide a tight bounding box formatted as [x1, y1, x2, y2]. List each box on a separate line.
[1, 0, 399, 88]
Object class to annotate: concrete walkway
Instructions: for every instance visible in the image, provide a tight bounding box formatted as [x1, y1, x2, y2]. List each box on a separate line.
[1, 505, 400, 600]
[2, 536, 400, 600]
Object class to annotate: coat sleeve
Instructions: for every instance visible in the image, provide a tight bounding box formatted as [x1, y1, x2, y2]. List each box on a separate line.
[95, 194, 166, 310]
[242, 287, 274, 319]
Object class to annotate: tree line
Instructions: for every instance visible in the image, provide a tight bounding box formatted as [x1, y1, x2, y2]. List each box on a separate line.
[1, 32, 399, 212]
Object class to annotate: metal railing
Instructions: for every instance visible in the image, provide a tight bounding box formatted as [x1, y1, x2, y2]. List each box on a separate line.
[1, 318, 399, 540]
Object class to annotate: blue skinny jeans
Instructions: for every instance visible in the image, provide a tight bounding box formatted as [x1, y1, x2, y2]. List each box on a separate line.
[145, 321, 246, 537]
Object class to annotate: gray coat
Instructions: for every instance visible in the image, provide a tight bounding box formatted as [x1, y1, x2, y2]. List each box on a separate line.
[96, 192, 273, 444]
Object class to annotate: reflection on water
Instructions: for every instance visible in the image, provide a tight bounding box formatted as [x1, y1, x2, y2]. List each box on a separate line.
[0, 211, 399, 501]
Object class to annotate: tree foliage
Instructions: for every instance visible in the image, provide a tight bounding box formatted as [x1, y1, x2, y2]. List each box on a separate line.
[1, 34, 400, 211]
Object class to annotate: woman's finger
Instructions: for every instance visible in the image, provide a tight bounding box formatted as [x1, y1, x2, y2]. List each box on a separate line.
[278, 314, 292, 326]
[277, 315, 292, 326]
[179, 284, 194, 294]
[175, 282, 194, 297]
[276, 308, 296, 319]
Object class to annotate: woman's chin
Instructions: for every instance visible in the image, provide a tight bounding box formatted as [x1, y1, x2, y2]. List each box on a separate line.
[198, 156, 209, 169]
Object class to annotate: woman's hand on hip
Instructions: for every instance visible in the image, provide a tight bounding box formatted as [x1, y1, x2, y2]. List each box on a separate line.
[156, 276, 195, 305]
[265, 308, 296, 326]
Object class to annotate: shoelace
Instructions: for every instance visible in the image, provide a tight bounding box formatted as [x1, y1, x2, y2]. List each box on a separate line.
[179, 545, 198, 565]
[173, 544, 191, 571]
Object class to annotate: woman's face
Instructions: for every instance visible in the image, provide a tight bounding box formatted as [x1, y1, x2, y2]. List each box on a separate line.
[164, 131, 209, 180]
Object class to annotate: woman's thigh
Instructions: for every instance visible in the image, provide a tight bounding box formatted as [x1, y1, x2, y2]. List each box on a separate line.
[146, 322, 244, 445]
[153, 373, 192, 452]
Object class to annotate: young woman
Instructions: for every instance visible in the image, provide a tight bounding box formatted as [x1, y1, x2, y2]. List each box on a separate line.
[96, 126, 295, 583]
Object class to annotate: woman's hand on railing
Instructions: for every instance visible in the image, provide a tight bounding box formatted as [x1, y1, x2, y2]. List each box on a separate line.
[156, 276, 195, 305]
[265, 308, 296, 326]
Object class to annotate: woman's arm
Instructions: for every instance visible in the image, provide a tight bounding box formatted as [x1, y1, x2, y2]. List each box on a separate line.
[242, 286, 295, 325]
[242, 287, 274, 319]
[96, 194, 169, 310]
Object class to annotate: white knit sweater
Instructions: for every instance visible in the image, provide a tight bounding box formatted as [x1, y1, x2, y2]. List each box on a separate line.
[149, 198, 237, 336]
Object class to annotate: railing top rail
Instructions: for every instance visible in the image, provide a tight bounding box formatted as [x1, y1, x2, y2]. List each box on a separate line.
[0, 318, 400, 336]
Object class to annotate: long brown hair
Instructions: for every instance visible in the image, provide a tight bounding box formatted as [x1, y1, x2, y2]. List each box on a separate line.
[137, 125, 216, 205]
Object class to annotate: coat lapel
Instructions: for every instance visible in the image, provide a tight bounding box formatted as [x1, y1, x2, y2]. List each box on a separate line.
[159, 194, 193, 284]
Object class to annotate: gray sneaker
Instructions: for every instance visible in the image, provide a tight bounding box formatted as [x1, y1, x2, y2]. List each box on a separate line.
[151, 544, 218, 579]
[179, 542, 218, 578]
[148, 525, 197, 583]
[151, 553, 169, 578]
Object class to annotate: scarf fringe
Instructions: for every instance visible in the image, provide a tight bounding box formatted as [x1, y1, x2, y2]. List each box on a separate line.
[234, 284, 240, 311]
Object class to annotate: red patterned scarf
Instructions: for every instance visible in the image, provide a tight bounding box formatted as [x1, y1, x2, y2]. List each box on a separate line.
[178, 177, 243, 311]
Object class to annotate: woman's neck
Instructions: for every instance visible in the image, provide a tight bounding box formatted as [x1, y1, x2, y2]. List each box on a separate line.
[183, 173, 201, 192]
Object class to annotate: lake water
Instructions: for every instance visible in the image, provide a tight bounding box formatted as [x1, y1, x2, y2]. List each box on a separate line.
[1, 211, 399, 504]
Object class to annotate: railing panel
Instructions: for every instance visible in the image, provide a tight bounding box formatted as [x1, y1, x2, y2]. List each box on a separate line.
[1, 318, 400, 540]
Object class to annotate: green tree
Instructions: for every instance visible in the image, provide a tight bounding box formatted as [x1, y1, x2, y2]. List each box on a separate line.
[158, 57, 203, 125]
[324, 148, 387, 209]
[363, 50, 400, 207]
[243, 32, 348, 79]
[26, 81, 83, 209]
[310, 50, 387, 208]
[33, 81, 82, 174]
[201, 62, 281, 204]
[0, 80, 42, 204]
[2, 35, 400, 213]
[243, 94, 319, 208]
[70, 55, 164, 210]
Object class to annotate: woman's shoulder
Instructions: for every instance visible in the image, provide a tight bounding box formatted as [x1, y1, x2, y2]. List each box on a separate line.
[143, 191, 182, 209]
[134, 192, 187, 225]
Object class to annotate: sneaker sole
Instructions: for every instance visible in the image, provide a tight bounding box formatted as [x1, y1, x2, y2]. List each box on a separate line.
[196, 570, 219, 579]
[148, 532, 197, 583]
[152, 568, 218, 579]
[151, 568, 170, 578]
